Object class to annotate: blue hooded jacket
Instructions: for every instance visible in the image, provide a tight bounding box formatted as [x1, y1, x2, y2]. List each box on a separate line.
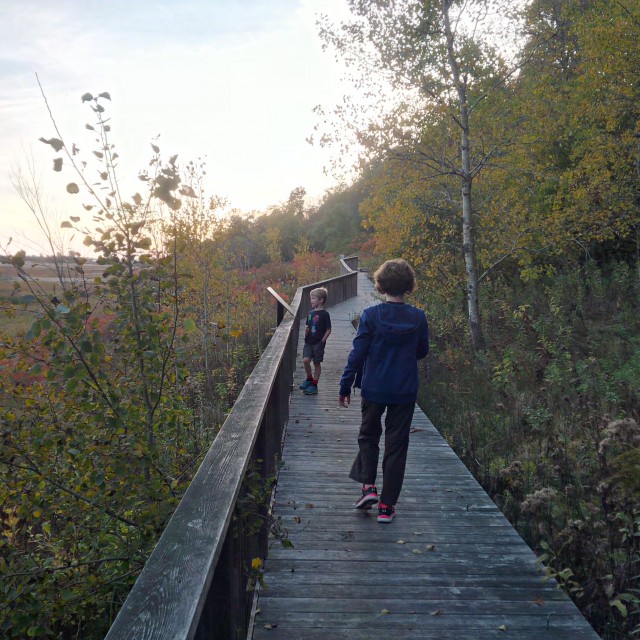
[339, 302, 429, 404]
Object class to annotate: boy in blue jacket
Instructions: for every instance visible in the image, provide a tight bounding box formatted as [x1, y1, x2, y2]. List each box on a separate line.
[339, 259, 429, 523]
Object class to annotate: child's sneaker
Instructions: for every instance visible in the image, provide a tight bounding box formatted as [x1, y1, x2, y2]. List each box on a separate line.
[303, 384, 318, 395]
[377, 503, 396, 523]
[299, 378, 313, 390]
[355, 485, 378, 509]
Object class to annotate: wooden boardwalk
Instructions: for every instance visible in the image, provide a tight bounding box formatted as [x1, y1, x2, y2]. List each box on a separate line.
[251, 272, 600, 640]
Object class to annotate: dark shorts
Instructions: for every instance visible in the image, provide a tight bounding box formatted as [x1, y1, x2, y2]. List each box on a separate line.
[303, 341, 326, 363]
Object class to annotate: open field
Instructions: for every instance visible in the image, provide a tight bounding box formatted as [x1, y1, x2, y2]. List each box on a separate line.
[0, 259, 104, 336]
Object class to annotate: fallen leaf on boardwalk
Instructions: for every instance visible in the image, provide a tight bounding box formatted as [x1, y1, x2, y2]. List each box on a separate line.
[498, 625, 508, 631]
[295, 419, 300, 423]
[413, 531, 423, 536]
[305, 503, 314, 509]
[430, 610, 441, 616]
[534, 596, 544, 606]
[380, 609, 390, 615]
[425, 544, 436, 551]
[412, 549, 422, 554]
[264, 623, 278, 629]
[410, 427, 423, 433]
[397, 540, 406, 544]
[294, 516, 301, 523]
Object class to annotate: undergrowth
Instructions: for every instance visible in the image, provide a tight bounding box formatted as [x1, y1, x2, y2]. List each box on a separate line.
[419, 260, 640, 639]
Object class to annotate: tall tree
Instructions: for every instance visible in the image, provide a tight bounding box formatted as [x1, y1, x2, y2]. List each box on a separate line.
[317, 0, 524, 350]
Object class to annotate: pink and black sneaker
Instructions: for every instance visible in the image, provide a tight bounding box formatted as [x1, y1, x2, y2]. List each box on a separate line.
[355, 485, 378, 510]
[377, 503, 396, 523]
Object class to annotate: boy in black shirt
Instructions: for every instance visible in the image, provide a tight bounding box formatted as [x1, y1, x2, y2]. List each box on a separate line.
[299, 287, 331, 395]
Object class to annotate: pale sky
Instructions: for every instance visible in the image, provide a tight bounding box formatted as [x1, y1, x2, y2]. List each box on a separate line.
[0, 0, 355, 254]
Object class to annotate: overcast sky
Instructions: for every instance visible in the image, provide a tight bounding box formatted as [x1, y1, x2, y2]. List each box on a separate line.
[0, 0, 355, 254]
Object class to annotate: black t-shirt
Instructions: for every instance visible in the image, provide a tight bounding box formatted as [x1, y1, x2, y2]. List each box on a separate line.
[304, 309, 331, 344]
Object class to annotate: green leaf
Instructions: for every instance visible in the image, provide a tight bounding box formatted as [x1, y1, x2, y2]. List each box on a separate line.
[98, 91, 112, 100]
[61, 221, 73, 228]
[63, 365, 77, 379]
[610, 599, 628, 617]
[183, 318, 197, 333]
[66, 182, 80, 194]
[53, 157, 63, 171]
[81, 92, 94, 103]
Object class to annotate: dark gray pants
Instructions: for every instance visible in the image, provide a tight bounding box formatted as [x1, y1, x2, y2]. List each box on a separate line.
[349, 399, 415, 506]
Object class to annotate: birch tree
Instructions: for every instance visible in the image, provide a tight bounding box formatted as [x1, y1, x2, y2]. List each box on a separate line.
[317, 0, 524, 350]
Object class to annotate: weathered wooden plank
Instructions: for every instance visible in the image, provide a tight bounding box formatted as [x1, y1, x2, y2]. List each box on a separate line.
[258, 570, 567, 589]
[252, 628, 584, 640]
[252, 611, 594, 632]
[252, 619, 596, 640]
[256, 596, 582, 615]
[256, 583, 571, 600]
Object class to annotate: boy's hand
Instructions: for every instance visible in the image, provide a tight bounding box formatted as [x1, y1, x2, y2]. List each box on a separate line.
[339, 395, 350, 407]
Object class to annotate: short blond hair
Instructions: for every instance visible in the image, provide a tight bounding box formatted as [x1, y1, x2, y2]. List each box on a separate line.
[310, 287, 328, 303]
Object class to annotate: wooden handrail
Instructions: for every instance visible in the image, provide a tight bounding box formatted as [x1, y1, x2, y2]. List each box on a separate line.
[105, 258, 358, 640]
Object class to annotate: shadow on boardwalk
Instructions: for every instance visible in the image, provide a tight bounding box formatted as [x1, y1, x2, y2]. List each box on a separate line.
[251, 272, 600, 640]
